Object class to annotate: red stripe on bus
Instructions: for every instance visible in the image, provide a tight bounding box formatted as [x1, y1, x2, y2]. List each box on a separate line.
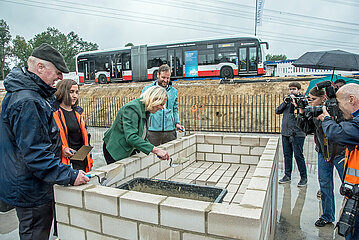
[79, 76, 84, 83]
[148, 74, 153, 79]
[258, 68, 265, 74]
[198, 70, 220, 77]
[123, 75, 132, 81]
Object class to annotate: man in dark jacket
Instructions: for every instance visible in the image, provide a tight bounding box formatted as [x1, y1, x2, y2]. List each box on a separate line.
[0, 43, 89, 240]
[276, 82, 307, 187]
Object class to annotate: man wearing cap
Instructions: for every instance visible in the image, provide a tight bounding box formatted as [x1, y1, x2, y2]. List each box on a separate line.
[0, 43, 89, 240]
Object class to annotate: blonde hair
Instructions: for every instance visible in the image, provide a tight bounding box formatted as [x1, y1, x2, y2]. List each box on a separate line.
[140, 86, 167, 111]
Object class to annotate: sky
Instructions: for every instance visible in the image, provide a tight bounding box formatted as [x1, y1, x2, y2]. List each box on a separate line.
[0, 0, 359, 59]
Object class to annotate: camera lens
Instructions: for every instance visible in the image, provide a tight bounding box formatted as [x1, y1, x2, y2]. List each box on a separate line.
[337, 198, 359, 237]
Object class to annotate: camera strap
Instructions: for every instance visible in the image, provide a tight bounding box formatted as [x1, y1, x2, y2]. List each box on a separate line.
[323, 134, 331, 162]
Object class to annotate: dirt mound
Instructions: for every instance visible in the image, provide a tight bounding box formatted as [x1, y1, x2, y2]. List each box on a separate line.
[79, 79, 311, 99]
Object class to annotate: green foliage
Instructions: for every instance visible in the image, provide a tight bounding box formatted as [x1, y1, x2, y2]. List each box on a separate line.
[266, 54, 287, 61]
[11, 35, 32, 67]
[0, 19, 12, 80]
[125, 42, 134, 47]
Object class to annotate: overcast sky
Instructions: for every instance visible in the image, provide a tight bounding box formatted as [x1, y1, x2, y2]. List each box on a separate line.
[1, 0, 359, 59]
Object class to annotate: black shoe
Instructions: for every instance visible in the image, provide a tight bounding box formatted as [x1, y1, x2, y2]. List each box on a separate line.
[279, 175, 291, 184]
[297, 178, 307, 187]
[315, 218, 331, 227]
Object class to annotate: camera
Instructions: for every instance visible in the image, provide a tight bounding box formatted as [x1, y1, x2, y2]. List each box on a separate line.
[304, 105, 323, 117]
[316, 80, 344, 122]
[285, 94, 308, 109]
[336, 183, 359, 237]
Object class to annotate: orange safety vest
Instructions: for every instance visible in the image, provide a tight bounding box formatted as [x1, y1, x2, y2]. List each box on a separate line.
[343, 146, 359, 185]
[53, 108, 93, 172]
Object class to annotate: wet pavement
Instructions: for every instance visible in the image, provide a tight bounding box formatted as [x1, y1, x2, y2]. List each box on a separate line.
[0, 127, 345, 239]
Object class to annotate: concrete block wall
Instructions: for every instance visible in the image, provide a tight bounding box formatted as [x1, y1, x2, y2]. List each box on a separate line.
[54, 134, 279, 240]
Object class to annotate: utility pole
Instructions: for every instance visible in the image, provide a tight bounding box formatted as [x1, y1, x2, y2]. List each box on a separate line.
[255, 0, 258, 36]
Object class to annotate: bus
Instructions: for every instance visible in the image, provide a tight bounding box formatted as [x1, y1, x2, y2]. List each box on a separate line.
[75, 36, 269, 84]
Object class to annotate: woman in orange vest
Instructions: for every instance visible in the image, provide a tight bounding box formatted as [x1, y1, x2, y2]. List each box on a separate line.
[52, 79, 93, 172]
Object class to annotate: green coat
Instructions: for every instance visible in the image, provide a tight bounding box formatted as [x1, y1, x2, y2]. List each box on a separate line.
[103, 98, 154, 161]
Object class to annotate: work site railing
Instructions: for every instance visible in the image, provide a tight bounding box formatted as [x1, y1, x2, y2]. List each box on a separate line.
[79, 94, 286, 134]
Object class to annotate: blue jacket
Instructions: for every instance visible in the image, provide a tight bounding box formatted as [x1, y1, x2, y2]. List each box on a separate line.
[0, 67, 78, 207]
[322, 115, 359, 146]
[142, 81, 180, 131]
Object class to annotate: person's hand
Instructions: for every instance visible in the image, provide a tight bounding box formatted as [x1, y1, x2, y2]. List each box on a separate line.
[317, 106, 330, 121]
[176, 124, 185, 132]
[152, 147, 170, 160]
[63, 147, 75, 158]
[290, 94, 298, 107]
[74, 170, 90, 186]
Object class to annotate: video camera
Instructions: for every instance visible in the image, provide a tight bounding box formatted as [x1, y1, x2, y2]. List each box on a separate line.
[303, 80, 344, 122]
[336, 183, 359, 237]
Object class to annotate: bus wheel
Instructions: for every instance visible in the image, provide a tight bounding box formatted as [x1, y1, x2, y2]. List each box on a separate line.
[153, 70, 158, 81]
[98, 75, 107, 84]
[220, 67, 233, 79]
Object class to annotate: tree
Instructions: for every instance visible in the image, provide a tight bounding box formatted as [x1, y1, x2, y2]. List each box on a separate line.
[0, 19, 12, 80]
[266, 54, 287, 61]
[125, 42, 134, 47]
[11, 35, 32, 67]
[11, 27, 98, 72]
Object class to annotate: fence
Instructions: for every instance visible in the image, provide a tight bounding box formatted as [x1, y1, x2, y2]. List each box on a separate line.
[79, 94, 286, 134]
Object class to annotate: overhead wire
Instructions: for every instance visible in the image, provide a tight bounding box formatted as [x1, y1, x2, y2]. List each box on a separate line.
[1, 0, 358, 52]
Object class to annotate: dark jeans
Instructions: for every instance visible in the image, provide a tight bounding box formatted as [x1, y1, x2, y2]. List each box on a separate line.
[146, 130, 177, 146]
[15, 201, 54, 240]
[282, 135, 307, 179]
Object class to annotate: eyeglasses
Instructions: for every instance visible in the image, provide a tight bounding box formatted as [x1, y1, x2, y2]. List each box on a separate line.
[289, 88, 298, 90]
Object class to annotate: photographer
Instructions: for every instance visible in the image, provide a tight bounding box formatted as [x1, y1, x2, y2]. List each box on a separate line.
[297, 87, 345, 227]
[276, 82, 308, 187]
[318, 83, 359, 239]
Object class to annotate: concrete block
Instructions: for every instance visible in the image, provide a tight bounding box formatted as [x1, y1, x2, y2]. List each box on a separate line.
[86, 231, 118, 240]
[253, 167, 272, 178]
[120, 191, 167, 224]
[70, 208, 101, 232]
[240, 136, 260, 146]
[160, 197, 211, 233]
[123, 157, 141, 177]
[102, 215, 138, 240]
[260, 154, 275, 161]
[204, 135, 222, 144]
[259, 137, 270, 146]
[195, 134, 205, 143]
[141, 154, 155, 169]
[139, 224, 180, 240]
[208, 203, 261, 240]
[197, 144, 213, 153]
[232, 145, 250, 155]
[54, 184, 94, 208]
[148, 162, 161, 178]
[214, 144, 231, 154]
[57, 223, 85, 240]
[134, 168, 149, 178]
[223, 135, 240, 145]
[232, 193, 244, 204]
[165, 167, 175, 179]
[223, 154, 240, 163]
[205, 153, 222, 162]
[257, 160, 274, 168]
[247, 177, 270, 191]
[240, 189, 266, 209]
[154, 171, 166, 180]
[55, 204, 69, 224]
[241, 155, 260, 165]
[174, 140, 183, 153]
[84, 185, 127, 216]
[183, 232, 219, 240]
[250, 146, 265, 156]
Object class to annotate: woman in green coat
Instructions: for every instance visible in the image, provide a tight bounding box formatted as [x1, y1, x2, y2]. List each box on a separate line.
[103, 86, 170, 164]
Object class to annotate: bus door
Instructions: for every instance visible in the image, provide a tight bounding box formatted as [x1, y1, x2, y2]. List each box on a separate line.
[84, 61, 95, 83]
[238, 47, 258, 74]
[168, 49, 183, 77]
[114, 54, 122, 79]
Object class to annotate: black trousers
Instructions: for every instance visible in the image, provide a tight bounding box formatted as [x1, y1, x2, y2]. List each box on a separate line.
[15, 201, 54, 240]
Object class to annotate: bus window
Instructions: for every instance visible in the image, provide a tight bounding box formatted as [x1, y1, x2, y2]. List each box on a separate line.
[198, 49, 215, 65]
[148, 49, 167, 68]
[122, 53, 131, 70]
[239, 48, 247, 71]
[249, 47, 257, 71]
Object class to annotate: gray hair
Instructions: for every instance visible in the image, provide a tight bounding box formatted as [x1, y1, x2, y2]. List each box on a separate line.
[140, 86, 167, 111]
[27, 56, 52, 70]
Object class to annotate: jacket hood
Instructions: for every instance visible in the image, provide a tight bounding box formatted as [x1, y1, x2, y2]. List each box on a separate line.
[4, 67, 56, 99]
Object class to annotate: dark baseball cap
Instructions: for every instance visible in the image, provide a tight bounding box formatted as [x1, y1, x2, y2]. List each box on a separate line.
[31, 43, 69, 73]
